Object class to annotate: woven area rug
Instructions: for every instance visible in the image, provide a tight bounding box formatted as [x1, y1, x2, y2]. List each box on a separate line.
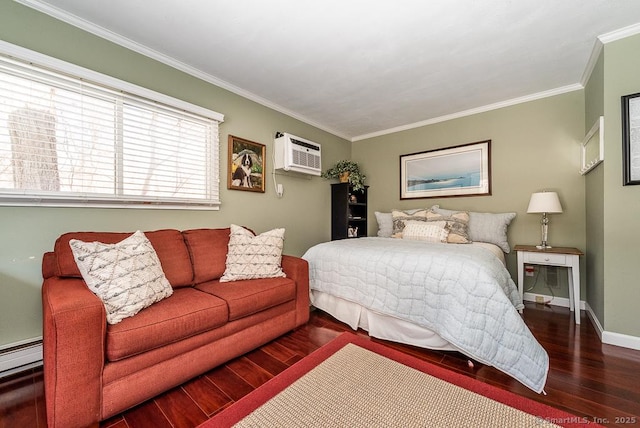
[200, 332, 597, 428]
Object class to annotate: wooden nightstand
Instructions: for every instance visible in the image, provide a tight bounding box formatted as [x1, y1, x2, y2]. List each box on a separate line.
[514, 245, 584, 324]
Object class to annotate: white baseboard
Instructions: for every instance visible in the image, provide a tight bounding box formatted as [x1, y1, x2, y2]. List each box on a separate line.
[525, 294, 640, 350]
[585, 303, 640, 351]
[0, 337, 43, 378]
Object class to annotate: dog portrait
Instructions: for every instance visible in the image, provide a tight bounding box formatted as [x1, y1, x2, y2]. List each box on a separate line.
[227, 135, 265, 192]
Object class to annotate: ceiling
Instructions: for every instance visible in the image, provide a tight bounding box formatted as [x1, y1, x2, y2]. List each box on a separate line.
[17, 0, 640, 141]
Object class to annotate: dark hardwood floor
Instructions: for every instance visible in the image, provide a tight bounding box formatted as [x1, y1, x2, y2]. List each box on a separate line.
[1, 302, 639, 427]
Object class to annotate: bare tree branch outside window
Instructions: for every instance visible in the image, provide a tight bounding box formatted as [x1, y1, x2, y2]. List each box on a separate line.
[8, 107, 60, 191]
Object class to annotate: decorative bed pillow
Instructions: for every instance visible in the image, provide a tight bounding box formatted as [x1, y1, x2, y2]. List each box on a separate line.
[391, 208, 431, 238]
[69, 230, 173, 325]
[434, 207, 516, 252]
[402, 220, 449, 243]
[426, 211, 471, 244]
[377, 206, 439, 238]
[220, 224, 286, 282]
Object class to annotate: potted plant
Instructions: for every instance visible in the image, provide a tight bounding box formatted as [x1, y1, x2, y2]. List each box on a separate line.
[322, 160, 366, 191]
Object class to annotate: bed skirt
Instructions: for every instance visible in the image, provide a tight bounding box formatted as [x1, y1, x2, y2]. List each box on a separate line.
[310, 290, 459, 352]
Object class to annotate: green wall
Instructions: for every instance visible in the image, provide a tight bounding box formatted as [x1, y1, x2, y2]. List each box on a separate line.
[584, 51, 605, 325]
[0, 1, 350, 346]
[601, 34, 640, 337]
[352, 92, 586, 299]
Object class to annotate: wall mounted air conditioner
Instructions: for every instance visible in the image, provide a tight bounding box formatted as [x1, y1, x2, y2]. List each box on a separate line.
[274, 132, 322, 176]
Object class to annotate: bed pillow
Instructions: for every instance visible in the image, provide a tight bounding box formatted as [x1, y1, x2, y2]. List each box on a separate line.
[402, 220, 449, 243]
[377, 206, 439, 238]
[433, 207, 516, 252]
[374, 212, 394, 237]
[391, 209, 431, 238]
[220, 224, 286, 282]
[425, 211, 471, 244]
[69, 230, 173, 325]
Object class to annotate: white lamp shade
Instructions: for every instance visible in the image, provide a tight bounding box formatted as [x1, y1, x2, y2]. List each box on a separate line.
[527, 192, 563, 214]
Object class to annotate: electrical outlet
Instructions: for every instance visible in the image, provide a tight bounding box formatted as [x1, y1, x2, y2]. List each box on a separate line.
[535, 295, 545, 304]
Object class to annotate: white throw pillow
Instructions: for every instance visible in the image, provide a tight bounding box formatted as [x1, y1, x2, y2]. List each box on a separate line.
[69, 230, 173, 325]
[402, 220, 449, 243]
[220, 224, 286, 282]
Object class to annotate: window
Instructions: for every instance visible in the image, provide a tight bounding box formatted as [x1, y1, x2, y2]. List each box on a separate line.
[0, 47, 223, 209]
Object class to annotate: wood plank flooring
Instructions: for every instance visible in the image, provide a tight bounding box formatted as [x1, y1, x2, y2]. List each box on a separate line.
[1, 303, 639, 427]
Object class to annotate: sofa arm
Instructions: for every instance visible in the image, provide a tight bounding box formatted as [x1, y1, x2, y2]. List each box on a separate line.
[281, 255, 310, 326]
[42, 277, 106, 428]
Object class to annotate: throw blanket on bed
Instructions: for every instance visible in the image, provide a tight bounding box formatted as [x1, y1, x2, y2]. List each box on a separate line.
[303, 237, 549, 393]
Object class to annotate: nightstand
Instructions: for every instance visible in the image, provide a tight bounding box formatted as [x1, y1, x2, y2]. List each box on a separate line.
[514, 245, 584, 324]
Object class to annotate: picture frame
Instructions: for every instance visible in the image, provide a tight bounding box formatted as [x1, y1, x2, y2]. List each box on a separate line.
[400, 140, 491, 199]
[227, 135, 266, 192]
[622, 92, 640, 185]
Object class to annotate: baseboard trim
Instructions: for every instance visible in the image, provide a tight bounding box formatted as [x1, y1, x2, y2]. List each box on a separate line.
[0, 337, 43, 378]
[524, 294, 640, 350]
[584, 303, 640, 351]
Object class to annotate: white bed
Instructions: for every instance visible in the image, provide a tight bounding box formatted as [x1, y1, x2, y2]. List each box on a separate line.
[310, 242, 505, 353]
[302, 233, 549, 393]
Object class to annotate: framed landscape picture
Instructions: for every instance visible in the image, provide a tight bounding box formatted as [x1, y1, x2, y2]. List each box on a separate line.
[400, 140, 491, 199]
[227, 135, 266, 192]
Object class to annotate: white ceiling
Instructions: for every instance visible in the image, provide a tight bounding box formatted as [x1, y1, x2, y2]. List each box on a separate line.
[17, 0, 640, 141]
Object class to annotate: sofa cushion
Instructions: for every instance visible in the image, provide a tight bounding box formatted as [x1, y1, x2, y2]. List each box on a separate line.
[182, 228, 231, 283]
[69, 231, 174, 325]
[55, 229, 194, 287]
[106, 287, 228, 361]
[196, 277, 295, 321]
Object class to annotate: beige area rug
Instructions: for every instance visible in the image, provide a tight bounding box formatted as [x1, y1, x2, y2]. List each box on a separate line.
[234, 343, 556, 428]
[201, 332, 598, 428]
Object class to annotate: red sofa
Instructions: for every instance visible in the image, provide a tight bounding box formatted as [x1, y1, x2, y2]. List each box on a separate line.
[41, 228, 310, 428]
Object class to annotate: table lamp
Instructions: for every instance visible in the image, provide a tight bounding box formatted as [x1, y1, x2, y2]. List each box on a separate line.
[527, 191, 563, 249]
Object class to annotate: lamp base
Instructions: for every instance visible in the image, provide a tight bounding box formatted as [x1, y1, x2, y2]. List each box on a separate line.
[536, 244, 553, 250]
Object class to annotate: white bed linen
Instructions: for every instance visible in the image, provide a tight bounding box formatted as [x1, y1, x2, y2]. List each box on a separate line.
[310, 242, 501, 352]
[303, 237, 548, 393]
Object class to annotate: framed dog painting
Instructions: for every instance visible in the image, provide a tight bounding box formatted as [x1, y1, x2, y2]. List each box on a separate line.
[227, 135, 266, 192]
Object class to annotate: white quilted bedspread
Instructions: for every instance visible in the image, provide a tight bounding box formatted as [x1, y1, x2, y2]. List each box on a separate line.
[302, 237, 549, 393]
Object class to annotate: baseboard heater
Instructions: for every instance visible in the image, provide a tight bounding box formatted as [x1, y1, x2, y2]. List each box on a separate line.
[0, 338, 43, 378]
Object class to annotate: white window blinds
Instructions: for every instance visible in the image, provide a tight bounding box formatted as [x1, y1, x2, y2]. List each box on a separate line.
[0, 52, 222, 209]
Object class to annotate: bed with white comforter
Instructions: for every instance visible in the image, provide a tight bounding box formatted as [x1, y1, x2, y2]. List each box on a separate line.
[302, 237, 549, 393]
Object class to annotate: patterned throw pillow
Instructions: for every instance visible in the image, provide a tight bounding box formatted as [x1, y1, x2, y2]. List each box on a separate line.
[69, 230, 173, 324]
[402, 220, 449, 243]
[220, 224, 286, 282]
[425, 210, 472, 244]
[433, 207, 516, 252]
[391, 209, 431, 238]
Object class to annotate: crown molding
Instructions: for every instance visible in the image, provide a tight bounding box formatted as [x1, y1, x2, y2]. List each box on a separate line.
[351, 84, 583, 142]
[14, 0, 351, 141]
[598, 22, 640, 44]
[581, 22, 640, 86]
[580, 39, 604, 87]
